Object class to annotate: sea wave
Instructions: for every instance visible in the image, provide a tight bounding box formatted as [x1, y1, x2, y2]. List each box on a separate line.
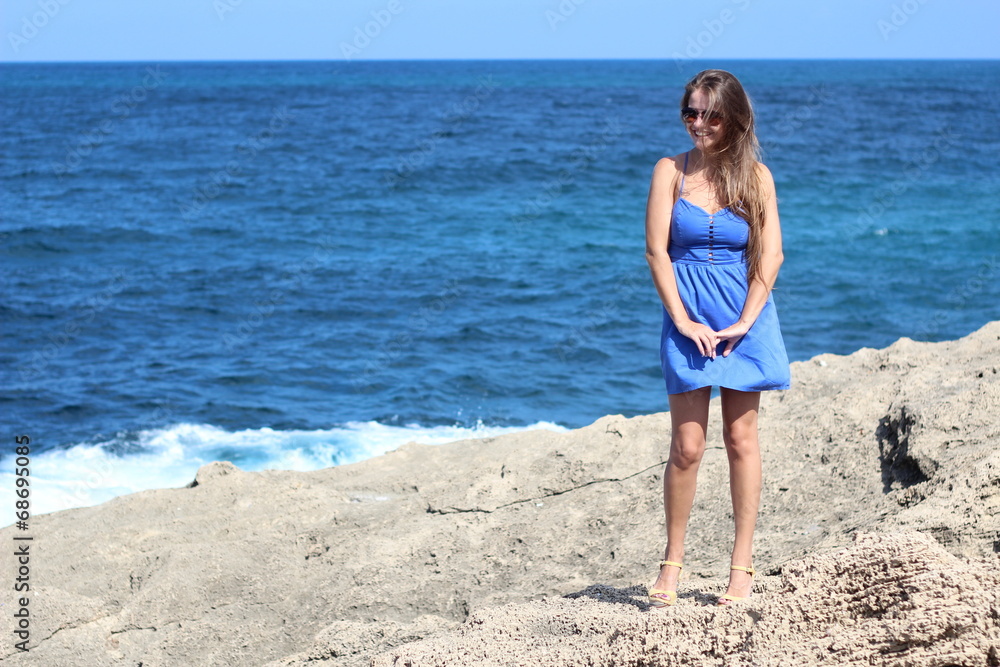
[0, 419, 567, 527]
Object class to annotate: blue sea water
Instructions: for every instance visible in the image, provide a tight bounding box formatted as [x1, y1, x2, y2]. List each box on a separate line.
[2, 59, 998, 523]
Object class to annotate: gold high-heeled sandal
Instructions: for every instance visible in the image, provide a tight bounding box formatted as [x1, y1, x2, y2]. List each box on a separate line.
[717, 564, 756, 605]
[647, 560, 683, 607]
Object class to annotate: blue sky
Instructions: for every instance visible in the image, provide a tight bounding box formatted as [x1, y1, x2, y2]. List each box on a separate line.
[3, 0, 998, 62]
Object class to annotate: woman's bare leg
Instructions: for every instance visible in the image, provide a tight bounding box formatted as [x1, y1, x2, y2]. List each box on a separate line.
[652, 387, 711, 594]
[719, 387, 762, 601]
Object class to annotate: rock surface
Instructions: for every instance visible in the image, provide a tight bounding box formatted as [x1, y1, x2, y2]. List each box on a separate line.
[374, 532, 1000, 666]
[1, 321, 998, 666]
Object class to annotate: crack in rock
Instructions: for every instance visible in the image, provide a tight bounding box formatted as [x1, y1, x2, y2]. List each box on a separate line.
[877, 405, 932, 497]
[426, 461, 667, 514]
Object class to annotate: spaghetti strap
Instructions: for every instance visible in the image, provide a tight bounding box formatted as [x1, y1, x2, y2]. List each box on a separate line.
[679, 151, 689, 197]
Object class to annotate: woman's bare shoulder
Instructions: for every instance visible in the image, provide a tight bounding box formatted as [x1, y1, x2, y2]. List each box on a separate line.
[754, 161, 777, 194]
[652, 152, 687, 181]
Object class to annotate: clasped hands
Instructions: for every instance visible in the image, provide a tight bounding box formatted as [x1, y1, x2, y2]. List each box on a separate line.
[677, 320, 751, 359]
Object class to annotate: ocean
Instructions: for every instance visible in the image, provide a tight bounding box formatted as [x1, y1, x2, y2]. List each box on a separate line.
[2, 59, 998, 524]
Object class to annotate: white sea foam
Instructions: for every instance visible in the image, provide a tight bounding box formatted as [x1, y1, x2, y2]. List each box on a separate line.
[0, 420, 567, 528]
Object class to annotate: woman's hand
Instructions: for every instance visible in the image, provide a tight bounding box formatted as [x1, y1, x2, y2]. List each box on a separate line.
[676, 320, 721, 359]
[716, 320, 752, 357]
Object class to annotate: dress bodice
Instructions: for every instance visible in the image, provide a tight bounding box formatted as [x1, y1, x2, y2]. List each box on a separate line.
[668, 151, 748, 265]
[669, 198, 748, 265]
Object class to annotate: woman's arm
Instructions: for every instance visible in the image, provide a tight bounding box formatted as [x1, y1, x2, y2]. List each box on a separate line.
[717, 162, 785, 357]
[645, 156, 720, 358]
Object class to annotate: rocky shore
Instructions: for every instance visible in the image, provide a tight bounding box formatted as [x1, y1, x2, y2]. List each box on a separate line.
[2, 322, 998, 666]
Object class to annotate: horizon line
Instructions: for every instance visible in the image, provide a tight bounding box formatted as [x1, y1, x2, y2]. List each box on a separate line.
[2, 55, 999, 65]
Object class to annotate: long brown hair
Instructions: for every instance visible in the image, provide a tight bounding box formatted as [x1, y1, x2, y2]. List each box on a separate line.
[681, 69, 768, 285]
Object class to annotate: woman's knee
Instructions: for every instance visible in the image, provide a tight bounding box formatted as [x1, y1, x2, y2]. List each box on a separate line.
[723, 425, 759, 459]
[669, 435, 706, 469]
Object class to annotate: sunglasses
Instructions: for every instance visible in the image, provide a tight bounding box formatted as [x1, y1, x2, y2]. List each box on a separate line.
[681, 107, 723, 123]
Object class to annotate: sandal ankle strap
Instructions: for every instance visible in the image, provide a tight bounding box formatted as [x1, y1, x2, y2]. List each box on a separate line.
[730, 565, 755, 576]
[658, 560, 683, 570]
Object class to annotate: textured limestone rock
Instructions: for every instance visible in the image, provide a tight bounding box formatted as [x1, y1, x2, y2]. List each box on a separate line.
[373, 532, 1000, 667]
[1, 321, 998, 666]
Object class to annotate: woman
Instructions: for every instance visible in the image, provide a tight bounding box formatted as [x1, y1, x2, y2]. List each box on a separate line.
[643, 69, 790, 607]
